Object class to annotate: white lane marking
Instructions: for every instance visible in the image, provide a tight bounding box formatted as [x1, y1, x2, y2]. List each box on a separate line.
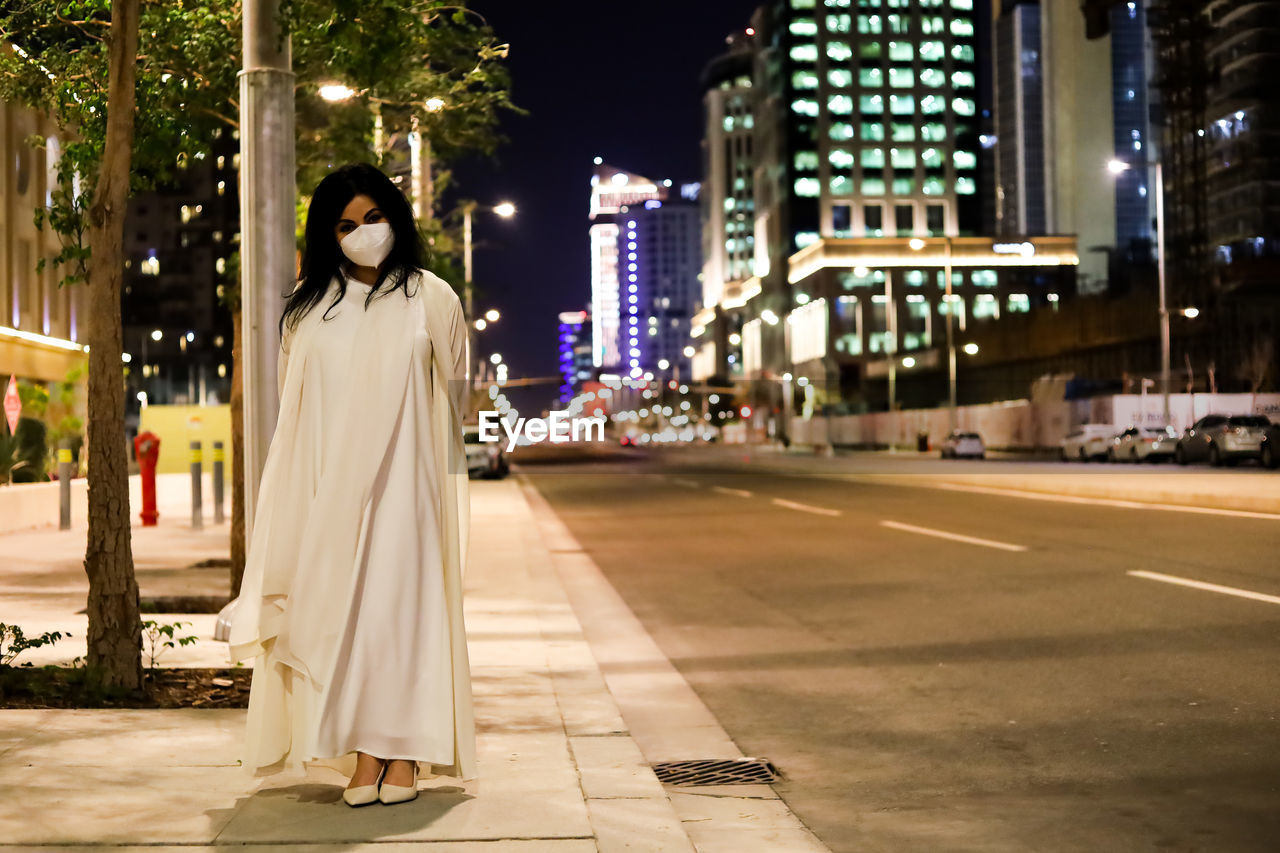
[1128, 570, 1280, 606]
[772, 497, 841, 517]
[928, 482, 1280, 522]
[711, 485, 753, 498]
[670, 478, 700, 488]
[880, 519, 1028, 552]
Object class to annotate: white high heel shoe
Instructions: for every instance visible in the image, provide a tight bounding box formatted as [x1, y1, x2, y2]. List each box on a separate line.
[342, 762, 386, 807]
[377, 760, 419, 805]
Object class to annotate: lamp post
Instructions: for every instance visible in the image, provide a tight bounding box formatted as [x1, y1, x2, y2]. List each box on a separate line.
[1109, 158, 1170, 424]
[460, 201, 515, 392]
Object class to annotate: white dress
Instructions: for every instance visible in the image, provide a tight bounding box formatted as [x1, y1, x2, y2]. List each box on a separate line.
[229, 269, 476, 782]
[306, 277, 455, 764]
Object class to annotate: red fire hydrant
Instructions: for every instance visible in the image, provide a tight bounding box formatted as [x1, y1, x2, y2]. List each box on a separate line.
[134, 431, 161, 526]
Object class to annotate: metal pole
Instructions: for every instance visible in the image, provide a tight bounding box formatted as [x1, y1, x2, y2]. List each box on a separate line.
[945, 237, 957, 431]
[886, 271, 896, 417]
[1155, 160, 1171, 425]
[409, 114, 422, 220]
[190, 440, 203, 530]
[212, 440, 225, 524]
[239, 0, 295, 537]
[58, 440, 73, 530]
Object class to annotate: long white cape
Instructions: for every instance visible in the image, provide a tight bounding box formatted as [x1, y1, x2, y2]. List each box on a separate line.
[227, 269, 475, 782]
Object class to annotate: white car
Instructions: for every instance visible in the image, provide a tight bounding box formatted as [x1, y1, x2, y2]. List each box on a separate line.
[1061, 424, 1118, 462]
[940, 431, 985, 459]
[463, 426, 508, 479]
[1108, 425, 1179, 462]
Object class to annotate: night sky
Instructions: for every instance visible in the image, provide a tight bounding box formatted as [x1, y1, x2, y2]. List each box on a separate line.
[449, 2, 760, 411]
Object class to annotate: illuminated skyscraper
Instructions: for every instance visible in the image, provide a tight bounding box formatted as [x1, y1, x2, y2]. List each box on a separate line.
[588, 162, 665, 370]
[557, 309, 592, 405]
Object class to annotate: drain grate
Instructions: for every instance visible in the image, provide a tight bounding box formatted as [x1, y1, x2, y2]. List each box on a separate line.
[652, 757, 779, 786]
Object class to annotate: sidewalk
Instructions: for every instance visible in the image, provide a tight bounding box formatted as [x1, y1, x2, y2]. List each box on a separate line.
[0, 475, 828, 851]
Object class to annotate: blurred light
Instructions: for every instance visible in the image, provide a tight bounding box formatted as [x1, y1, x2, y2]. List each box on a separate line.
[151, 329, 163, 341]
[593, 156, 603, 165]
[490, 353, 502, 364]
[425, 97, 446, 112]
[963, 343, 979, 355]
[494, 201, 516, 218]
[782, 372, 793, 382]
[1107, 159, 1130, 174]
[137, 391, 148, 406]
[485, 309, 500, 322]
[474, 318, 487, 331]
[740, 405, 752, 418]
[683, 345, 695, 357]
[185, 331, 195, 342]
[1182, 307, 1200, 319]
[902, 356, 916, 368]
[658, 358, 670, 369]
[121, 352, 132, 363]
[908, 238, 926, 251]
[319, 83, 355, 101]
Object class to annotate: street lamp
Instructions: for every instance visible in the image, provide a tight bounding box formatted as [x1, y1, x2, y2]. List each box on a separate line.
[1108, 157, 1170, 424]
[485, 308, 501, 323]
[460, 200, 517, 388]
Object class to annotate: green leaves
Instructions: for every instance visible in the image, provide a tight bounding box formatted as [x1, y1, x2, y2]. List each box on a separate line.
[140, 620, 198, 670]
[0, 624, 70, 668]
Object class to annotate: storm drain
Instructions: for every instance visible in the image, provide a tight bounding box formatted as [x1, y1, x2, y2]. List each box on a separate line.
[651, 757, 779, 786]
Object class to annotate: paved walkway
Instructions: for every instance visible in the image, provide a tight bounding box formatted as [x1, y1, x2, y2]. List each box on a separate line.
[0, 475, 828, 851]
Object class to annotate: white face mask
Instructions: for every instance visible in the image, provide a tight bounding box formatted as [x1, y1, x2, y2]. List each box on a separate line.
[340, 221, 394, 268]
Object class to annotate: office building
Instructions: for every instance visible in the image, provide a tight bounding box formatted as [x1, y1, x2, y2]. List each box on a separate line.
[557, 309, 592, 406]
[0, 101, 86, 387]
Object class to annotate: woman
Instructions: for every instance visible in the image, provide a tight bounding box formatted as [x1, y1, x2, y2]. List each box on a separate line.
[228, 163, 476, 807]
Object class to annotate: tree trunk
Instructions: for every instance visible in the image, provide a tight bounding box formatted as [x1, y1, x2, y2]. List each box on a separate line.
[229, 308, 246, 596]
[82, 0, 142, 691]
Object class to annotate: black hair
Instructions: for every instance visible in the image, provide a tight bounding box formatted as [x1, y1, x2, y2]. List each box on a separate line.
[281, 162, 428, 337]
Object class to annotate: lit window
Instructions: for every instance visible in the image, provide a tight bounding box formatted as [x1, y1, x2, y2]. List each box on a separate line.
[862, 177, 886, 195]
[830, 122, 856, 141]
[952, 97, 976, 116]
[858, 14, 882, 34]
[792, 71, 820, 89]
[888, 41, 913, 61]
[1007, 294, 1030, 313]
[920, 41, 944, 61]
[920, 68, 945, 87]
[921, 15, 945, 33]
[952, 70, 976, 88]
[829, 94, 855, 114]
[795, 151, 820, 170]
[862, 148, 885, 168]
[795, 177, 821, 197]
[951, 0, 973, 8]
[922, 122, 947, 141]
[827, 41, 853, 61]
[890, 148, 916, 168]
[792, 98, 820, 117]
[922, 148, 943, 168]
[796, 231, 821, 248]
[860, 94, 884, 114]
[825, 0, 852, 6]
[956, 177, 976, 194]
[952, 44, 975, 62]
[860, 121, 885, 141]
[953, 150, 977, 170]
[791, 0, 816, 7]
[921, 95, 944, 114]
[889, 68, 914, 88]
[905, 270, 925, 286]
[791, 44, 819, 62]
[973, 294, 999, 320]
[830, 148, 855, 169]
[830, 175, 854, 194]
[971, 270, 997, 288]
[891, 123, 915, 141]
[860, 41, 882, 59]
[826, 13, 852, 32]
[829, 68, 853, 87]
[951, 18, 974, 36]
[887, 13, 910, 33]
[723, 116, 735, 132]
[860, 68, 883, 87]
[889, 94, 915, 115]
[790, 18, 818, 36]
[893, 177, 915, 194]
[922, 176, 946, 195]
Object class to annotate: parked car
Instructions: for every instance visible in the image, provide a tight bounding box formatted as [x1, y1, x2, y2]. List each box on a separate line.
[1175, 414, 1270, 466]
[1263, 422, 1280, 469]
[1060, 424, 1118, 461]
[940, 431, 985, 459]
[463, 425, 508, 479]
[1108, 425, 1179, 462]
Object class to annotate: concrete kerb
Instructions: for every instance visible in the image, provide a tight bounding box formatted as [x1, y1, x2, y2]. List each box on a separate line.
[517, 475, 832, 853]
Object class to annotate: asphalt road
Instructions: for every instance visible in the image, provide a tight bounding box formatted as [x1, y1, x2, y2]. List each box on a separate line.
[516, 444, 1280, 853]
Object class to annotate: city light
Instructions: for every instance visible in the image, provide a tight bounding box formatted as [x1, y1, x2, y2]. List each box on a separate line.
[908, 238, 926, 251]
[121, 352, 132, 363]
[485, 309, 501, 322]
[493, 201, 516, 218]
[658, 359, 670, 369]
[963, 343, 980, 355]
[474, 319, 487, 331]
[1182, 307, 1200, 319]
[425, 97, 446, 112]
[902, 357, 916, 368]
[319, 83, 356, 102]
[490, 353, 502, 364]
[683, 345, 696, 357]
[1107, 158, 1130, 174]
[150, 329, 163, 341]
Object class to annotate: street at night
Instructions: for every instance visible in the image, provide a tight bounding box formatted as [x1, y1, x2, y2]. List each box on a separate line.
[520, 444, 1280, 852]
